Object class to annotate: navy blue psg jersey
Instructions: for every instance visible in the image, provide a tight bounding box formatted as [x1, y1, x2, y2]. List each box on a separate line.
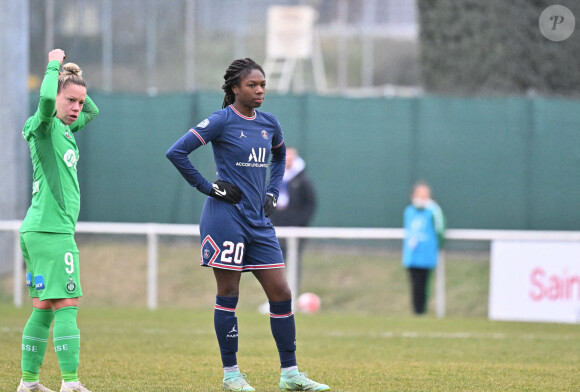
[166, 105, 285, 227]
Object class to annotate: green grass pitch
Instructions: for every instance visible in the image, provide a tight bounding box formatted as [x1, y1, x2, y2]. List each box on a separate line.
[1, 305, 578, 391]
[1, 239, 579, 390]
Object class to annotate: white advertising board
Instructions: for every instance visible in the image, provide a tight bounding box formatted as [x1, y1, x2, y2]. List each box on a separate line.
[489, 241, 580, 323]
[266, 6, 316, 59]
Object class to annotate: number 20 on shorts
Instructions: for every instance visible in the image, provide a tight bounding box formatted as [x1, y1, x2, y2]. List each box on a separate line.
[221, 241, 244, 264]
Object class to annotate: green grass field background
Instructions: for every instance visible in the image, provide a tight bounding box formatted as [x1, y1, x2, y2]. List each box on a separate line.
[1, 236, 490, 316]
[1, 237, 579, 391]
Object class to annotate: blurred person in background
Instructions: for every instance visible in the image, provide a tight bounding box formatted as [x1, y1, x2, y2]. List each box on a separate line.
[17, 49, 99, 392]
[402, 181, 445, 315]
[270, 147, 317, 291]
[166, 58, 329, 392]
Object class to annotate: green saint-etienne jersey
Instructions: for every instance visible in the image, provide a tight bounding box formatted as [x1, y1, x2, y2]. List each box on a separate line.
[20, 60, 99, 234]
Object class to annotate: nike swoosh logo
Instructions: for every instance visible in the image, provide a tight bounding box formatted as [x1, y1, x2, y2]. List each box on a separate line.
[213, 184, 227, 196]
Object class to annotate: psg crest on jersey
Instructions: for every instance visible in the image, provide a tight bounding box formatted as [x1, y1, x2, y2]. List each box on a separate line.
[203, 249, 211, 260]
[261, 130, 268, 139]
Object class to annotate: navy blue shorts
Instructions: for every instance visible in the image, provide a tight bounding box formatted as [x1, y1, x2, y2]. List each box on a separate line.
[200, 198, 284, 272]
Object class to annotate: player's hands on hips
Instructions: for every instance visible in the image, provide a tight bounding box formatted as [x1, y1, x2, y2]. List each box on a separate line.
[48, 49, 66, 64]
[209, 180, 242, 204]
[264, 193, 277, 217]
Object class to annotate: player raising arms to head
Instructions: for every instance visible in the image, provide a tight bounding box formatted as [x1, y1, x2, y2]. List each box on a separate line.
[166, 58, 329, 391]
[17, 49, 98, 392]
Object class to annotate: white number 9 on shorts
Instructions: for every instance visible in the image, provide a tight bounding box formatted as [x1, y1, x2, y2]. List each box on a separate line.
[64, 252, 75, 274]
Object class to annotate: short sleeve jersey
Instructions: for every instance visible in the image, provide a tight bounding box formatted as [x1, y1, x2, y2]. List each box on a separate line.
[191, 105, 284, 226]
[20, 60, 98, 234]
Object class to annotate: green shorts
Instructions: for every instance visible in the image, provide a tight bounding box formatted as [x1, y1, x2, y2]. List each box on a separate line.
[20, 232, 83, 300]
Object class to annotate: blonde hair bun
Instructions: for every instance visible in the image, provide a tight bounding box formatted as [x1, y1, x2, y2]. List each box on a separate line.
[57, 62, 86, 93]
[62, 62, 82, 77]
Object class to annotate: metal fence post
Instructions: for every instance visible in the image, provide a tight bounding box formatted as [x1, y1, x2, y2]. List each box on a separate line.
[286, 235, 299, 306]
[146, 0, 157, 96]
[184, 0, 197, 92]
[147, 227, 158, 310]
[102, 0, 113, 92]
[13, 229, 23, 307]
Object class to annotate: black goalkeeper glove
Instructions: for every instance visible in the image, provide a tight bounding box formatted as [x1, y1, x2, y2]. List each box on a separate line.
[264, 193, 277, 217]
[209, 180, 242, 204]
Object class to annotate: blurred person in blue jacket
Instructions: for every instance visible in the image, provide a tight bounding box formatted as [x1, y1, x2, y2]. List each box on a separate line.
[402, 181, 445, 315]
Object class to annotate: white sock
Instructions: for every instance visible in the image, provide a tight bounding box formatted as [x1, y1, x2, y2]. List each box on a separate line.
[224, 365, 240, 374]
[282, 365, 299, 374]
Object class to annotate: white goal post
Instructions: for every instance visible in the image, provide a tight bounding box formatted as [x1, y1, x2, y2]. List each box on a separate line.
[2, 220, 579, 317]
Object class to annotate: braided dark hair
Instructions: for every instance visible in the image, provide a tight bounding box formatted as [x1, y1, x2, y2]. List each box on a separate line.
[222, 58, 265, 109]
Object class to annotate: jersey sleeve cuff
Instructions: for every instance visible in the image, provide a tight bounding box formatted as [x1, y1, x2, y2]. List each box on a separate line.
[196, 180, 213, 196]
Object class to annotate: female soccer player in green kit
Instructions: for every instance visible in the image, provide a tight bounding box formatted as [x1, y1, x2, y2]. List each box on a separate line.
[16, 49, 99, 392]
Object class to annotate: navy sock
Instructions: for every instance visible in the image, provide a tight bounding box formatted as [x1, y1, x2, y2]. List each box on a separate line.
[214, 295, 239, 368]
[270, 300, 297, 368]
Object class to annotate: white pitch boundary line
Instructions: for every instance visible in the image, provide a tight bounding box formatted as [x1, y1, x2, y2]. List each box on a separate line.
[326, 330, 576, 341]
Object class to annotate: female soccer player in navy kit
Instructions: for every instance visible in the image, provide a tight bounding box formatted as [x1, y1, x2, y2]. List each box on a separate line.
[166, 58, 329, 391]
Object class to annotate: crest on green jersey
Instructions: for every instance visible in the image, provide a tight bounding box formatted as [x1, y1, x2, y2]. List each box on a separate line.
[66, 278, 76, 293]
